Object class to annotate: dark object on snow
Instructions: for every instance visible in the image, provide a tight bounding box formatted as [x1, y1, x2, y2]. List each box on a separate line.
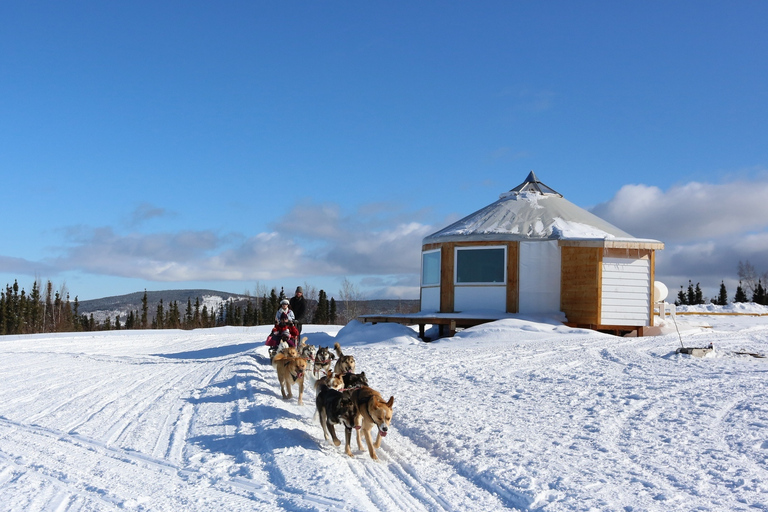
[677, 347, 713, 357]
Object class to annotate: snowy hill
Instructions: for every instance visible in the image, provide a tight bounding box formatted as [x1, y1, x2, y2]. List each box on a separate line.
[1, 306, 767, 511]
[76, 289, 252, 322]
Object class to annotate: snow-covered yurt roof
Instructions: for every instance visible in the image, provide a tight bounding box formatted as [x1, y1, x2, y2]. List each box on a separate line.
[423, 171, 663, 248]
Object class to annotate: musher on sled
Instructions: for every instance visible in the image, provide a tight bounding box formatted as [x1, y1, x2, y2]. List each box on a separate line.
[266, 299, 299, 360]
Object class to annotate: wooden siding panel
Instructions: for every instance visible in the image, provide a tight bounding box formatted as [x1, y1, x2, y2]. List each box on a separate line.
[560, 247, 601, 324]
[440, 243, 455, 312]
[506, 242, 519, 313]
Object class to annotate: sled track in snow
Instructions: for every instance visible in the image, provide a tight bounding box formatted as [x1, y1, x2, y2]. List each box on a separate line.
[235, 349, 511, 512]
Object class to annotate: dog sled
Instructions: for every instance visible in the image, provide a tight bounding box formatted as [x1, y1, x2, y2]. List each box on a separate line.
[266, 323, 300, 361]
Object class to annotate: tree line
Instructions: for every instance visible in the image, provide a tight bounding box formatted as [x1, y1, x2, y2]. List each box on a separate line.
[0, 280, 346, 336]
[675, 260, 768, 306]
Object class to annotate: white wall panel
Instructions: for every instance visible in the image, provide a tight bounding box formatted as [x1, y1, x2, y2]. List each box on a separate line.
[601, 256, 650, 325]
[420, 286, 441, 313]
[519, 240, 561, 314]
[454, 285, 507, 313]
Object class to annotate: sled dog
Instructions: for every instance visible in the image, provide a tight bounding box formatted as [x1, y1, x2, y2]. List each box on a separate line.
[272, 351, 307, 405]
[298, 340, 317, 375]
[333, 342, 356, 375]
[313, 346, 335, 378]
[351, 386, 394, 460]
[316, 384, 359, 457]
[342, 371, 368, 391]
[313, 370, 344, 392]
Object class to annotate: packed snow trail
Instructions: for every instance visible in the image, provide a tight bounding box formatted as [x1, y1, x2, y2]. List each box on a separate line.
[0, 327, 507, 511]
[1, 312, 768, 511]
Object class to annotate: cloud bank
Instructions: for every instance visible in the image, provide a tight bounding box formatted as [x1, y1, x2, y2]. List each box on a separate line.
[591, 175, 768, 298]
[5, 201, 437, 298]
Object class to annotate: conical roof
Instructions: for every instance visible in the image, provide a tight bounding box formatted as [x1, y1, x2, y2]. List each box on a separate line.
[423, 172, 661, 246]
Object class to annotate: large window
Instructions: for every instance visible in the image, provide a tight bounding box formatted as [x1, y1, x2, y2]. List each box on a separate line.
[422, 250, 441, 286]
[455, 247, 506, 284]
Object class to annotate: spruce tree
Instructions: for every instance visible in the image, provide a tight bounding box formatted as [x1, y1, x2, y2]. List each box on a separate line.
[73, 296, 80, 331]
[61, 293, 73, 332]
[753, 279, 766, 305]
[44, 281, 53, 332]
[694, 283, 704, 305]
[156, 300, 165, 329]
[686, 280, 695, 306]
[313, 290, 328, 324]
[676, 286, 687, 306]
[141, 290, 149, 329]
[260, 294, 269, 325]
[717, 281, 728, 306]
[330, 297, 337, 324]
[29, 280, 41, 333]
[734, 281, 748, 303]
[185, 298, 193, 328]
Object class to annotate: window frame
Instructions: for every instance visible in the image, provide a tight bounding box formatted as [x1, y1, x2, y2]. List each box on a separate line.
[454, 245, 507, 285]
[421, 249, 441, 287]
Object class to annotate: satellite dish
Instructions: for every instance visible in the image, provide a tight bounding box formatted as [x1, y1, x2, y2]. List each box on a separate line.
[654, 281, 669, 302]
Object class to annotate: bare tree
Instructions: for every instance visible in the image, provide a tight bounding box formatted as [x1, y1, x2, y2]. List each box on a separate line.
[738, 260, 768, 297]
[338, 278, 366, 324]
[301, 281, 318, 324]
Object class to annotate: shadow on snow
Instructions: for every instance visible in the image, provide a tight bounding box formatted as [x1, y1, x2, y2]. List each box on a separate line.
[152, 342, 260, 360]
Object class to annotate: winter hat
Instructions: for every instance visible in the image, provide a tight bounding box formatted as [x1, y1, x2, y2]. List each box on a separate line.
[296, 286, 303, 294]
[280, 299, 290, 306]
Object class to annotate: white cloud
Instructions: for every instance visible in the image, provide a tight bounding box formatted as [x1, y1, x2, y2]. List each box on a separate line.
[591, 176, 768, 298]
[591, 179, 768, 242]
[0, 255, 53, 276]
[40, 201, 437, 291]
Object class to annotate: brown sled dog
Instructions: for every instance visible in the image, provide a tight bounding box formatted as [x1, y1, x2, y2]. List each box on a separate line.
[351, 386, 394, 460]
[272, 351, 308, 405]
[333, 342, 356, 375]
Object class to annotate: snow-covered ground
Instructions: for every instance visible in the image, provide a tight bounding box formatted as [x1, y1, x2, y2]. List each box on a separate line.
[1, 305, 768, 511]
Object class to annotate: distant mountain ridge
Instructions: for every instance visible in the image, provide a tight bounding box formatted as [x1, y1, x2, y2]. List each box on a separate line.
[77, 289, 419, 323]
[77, 289, 252, 322]
[77, 289, 249, 312]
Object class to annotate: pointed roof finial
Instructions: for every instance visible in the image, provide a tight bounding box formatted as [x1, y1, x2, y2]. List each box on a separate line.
[508, 171, 561, 196]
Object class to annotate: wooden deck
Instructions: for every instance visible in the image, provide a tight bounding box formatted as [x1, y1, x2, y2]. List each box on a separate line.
[356, 314, 505, 341]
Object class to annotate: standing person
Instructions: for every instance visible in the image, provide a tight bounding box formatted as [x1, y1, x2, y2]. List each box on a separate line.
[290, 286, 307, 334]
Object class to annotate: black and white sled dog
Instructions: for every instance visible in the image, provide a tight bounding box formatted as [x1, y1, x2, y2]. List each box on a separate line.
[342, 371, 368, 391]
[313, 346, 335, 379]
[298, 341, 318, 377]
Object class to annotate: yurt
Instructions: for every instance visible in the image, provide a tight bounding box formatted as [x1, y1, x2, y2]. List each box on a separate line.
[420, 171, 665, 334]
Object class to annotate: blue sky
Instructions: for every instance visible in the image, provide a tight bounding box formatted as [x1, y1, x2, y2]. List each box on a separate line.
[2, 1, 767, 301]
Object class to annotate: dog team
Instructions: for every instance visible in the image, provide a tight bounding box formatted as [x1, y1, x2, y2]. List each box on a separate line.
[269, 337, 395, 460]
